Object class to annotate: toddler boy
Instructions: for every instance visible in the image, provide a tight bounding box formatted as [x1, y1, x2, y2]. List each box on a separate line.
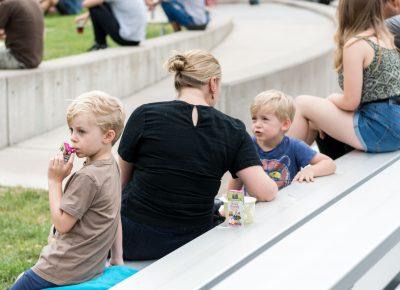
[229, 90, 336, 190]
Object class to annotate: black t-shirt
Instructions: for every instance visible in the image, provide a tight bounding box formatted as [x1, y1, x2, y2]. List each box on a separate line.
[118, 100, 261, 228]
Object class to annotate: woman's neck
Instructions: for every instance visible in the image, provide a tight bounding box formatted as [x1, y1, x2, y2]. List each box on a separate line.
[177, 88, 210, 106]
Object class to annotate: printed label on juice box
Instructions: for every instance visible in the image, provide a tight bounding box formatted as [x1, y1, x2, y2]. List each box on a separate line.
[227, 190, 244, 226]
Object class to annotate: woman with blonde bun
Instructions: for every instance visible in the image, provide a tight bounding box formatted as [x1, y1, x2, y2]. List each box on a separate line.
[117, 49, 278, 260]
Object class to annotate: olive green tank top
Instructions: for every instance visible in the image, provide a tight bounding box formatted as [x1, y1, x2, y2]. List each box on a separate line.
[338, 38, 400, 104]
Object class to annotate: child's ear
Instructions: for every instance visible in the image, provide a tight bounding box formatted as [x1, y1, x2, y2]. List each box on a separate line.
[281, 119, 292, 132]
[103, 130, 116, 144]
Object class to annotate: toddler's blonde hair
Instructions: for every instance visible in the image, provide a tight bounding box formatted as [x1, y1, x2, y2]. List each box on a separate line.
[66, 91, 125, 145]
[250, 90, 295, 122]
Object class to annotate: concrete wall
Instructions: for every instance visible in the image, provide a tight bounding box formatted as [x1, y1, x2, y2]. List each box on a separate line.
[217, 0, 338, 131]
[220, 50, 338, 131]
[0, 19, 233, 148]
[0, 0, 337, 148]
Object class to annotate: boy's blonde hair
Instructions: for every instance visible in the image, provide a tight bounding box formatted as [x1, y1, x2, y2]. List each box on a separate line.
[66, 91, 125, 145]
[166, 49, 222, 91]
[250, 90, 295, 122]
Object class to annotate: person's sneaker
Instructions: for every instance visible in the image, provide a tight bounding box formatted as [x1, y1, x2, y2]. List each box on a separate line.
[87, 43, 108, 51]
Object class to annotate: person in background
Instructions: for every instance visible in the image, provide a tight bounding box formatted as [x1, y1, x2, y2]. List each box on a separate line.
[288, 0, 400, 154]
[118, 49, 278, 260]
[384, 0, 400, 48]
[147, 0, 209, 32]
[39, 0, 82, 14]
[315, 0, 400, 159]
[0, 0, 43, 69]
[228, 90, 335, 191]
[75, 0, 147, 51]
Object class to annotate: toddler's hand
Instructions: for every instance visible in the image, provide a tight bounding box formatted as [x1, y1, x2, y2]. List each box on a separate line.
[48, 152, 74, 183]
[293, 166, 315, 183]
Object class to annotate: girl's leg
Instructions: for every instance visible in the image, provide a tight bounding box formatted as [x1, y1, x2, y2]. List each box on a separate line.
[287, 95, 364, 150]
[9, 269, 57, 290]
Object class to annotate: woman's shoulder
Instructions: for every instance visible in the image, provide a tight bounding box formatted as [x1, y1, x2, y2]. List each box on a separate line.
[346, 31, 395, 50]
[133, 101, 176, 113]
[211, 109, 246, 130]
[344, 33, 372, 47]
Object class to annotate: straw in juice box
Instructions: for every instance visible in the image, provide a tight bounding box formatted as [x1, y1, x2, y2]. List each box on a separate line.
[59, 142, 75, 163]
[227, 189, 244, 226]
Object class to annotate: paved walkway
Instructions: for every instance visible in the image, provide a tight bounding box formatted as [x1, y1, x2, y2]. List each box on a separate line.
[0, 2, 335, 189]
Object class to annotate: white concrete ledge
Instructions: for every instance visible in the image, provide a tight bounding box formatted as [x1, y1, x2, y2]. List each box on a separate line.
[111, 151, 400, 290]
[0, 18, 232, 149]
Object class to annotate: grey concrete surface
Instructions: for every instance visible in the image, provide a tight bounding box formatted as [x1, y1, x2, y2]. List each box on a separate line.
[0, 1, 337, 190]
[0, 18, 232, 148]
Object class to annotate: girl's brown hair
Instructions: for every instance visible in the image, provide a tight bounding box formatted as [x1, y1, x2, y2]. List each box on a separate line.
[334, 0, 393, 71]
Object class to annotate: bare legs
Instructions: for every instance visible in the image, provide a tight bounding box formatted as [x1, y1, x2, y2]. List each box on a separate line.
[287, 95, 364, 151]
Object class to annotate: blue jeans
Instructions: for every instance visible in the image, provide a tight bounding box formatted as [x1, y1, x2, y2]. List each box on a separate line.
[161, 1, 195, 26]
[9, 269, 57, 290]
[354, 96, 400, 152]
[56, 0, 81, 15]
[161, 0, 209, 28]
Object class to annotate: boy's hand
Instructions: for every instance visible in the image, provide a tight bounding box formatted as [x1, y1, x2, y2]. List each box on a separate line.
[48, 152, 74, 183]
[109, 257, 124, 266]
[293, 166, 315, 183]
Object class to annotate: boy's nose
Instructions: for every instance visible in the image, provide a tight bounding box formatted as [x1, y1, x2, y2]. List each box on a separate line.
[70, 134, 78, 144]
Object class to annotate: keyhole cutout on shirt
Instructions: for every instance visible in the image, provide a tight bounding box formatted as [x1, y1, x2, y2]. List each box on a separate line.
[192, 106, 198, 127]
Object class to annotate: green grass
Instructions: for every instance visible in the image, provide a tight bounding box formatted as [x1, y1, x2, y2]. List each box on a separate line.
[44, 13, 173, 60]
[0, 187, 51, 289]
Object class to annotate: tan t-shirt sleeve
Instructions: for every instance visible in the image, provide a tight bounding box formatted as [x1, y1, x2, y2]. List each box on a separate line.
[60, 173, 99, 220]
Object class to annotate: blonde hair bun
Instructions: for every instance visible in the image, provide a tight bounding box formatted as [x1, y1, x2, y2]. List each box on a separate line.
[167, 53, 187, 73]
[166, 49, 222, 91]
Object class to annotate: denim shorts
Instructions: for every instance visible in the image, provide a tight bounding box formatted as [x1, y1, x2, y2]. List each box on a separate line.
[354, 97, 400, 152]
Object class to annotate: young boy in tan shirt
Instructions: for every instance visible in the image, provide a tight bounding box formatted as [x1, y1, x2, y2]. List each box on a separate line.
[10, 91, 125, 289]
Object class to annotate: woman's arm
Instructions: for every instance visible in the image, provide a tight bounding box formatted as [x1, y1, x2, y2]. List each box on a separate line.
[227, 177, 244, 191]
[236, 166, 278, 202]
[293, 152, 336, 183]
[118, 155, 135, 191]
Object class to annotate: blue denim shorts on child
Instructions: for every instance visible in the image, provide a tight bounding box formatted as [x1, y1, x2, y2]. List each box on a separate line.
[354, 96, 400, 153]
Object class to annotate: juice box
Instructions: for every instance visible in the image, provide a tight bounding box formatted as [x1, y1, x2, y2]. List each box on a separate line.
[227, 189, 244, 226]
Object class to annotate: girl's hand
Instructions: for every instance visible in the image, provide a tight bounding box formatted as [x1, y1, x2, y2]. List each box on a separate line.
[48, 152, 74, 183]
[293, 166, 315, 183]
